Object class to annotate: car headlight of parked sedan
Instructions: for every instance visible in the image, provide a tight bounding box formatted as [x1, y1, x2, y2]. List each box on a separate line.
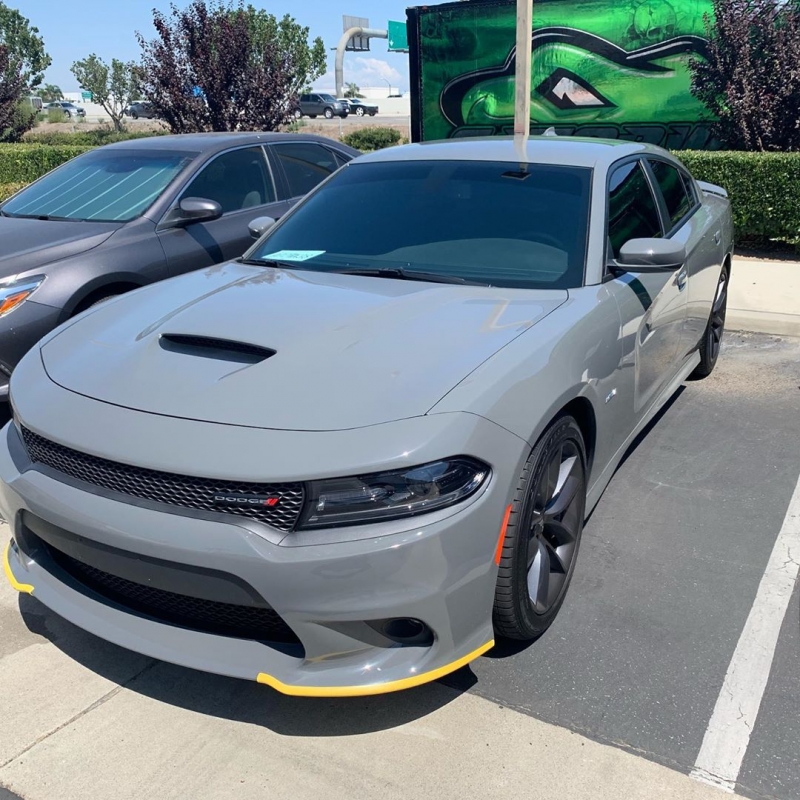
[0, 276, 45, 317]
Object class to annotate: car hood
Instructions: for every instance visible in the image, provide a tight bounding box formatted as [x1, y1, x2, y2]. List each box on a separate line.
[41, 262, 567, 430]
[0, 215, 118, 277]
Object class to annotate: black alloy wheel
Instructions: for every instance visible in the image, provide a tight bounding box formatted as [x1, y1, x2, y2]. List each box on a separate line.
[691, 263, 729, 379]
[494, 415, 587, 640]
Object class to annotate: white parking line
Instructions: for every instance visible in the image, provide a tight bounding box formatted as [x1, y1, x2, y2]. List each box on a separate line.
[691, 472, 800, 793]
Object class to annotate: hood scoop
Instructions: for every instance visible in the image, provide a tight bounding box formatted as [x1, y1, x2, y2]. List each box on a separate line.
[159, 334, 276, 365]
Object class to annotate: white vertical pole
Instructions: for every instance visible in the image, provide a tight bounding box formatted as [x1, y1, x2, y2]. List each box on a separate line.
[514, 0, 533, 142]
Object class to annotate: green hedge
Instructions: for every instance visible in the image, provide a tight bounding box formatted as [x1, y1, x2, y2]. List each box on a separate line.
[0, 144, 93, 184]
[676, 150, 800, 245]
[0, 182, 26, 201]
[24, 129, 164, 146]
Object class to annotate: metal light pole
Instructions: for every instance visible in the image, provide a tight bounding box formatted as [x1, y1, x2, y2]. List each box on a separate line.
[514, 0, 533, 144]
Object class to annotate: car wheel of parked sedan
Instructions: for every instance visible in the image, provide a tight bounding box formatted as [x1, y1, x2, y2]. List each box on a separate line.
[691, 263, 729, 379]
[293, 109, 302, 119]
[493, 415, 587, 640]
[355, 107, 365, 117]
[324, 108, 334, 119]
[131, 111, 139, 120]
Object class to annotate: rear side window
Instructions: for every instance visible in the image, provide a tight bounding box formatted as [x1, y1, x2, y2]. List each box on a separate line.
[649, 159, 693, 230]
[607, 161, 662, 258]
[273, 143, 339, 197]
[182, 146, 275, 214]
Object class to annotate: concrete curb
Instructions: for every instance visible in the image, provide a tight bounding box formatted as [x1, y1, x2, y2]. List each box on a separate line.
[728, 258, 800, 338]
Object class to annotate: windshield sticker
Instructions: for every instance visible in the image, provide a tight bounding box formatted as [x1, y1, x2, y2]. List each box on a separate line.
[262, 250, 325, 262]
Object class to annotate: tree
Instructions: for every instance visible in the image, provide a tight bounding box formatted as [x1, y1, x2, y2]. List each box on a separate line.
[36, 83, 62, 102]
[691, 0, 800, 150]
[0, 2, 50, 89]
[136, 0, 327, 133]
[344, 82, 364, 98]
[0, 43, 22, 128]
[71, 55, 137, 131]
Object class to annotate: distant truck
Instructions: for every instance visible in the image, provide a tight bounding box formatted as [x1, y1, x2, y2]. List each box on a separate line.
[406, 0, 716, 149]
[24, 96, 43, 111]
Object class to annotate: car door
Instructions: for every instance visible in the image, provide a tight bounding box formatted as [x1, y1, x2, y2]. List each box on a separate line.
[645, 158, 721, 353]
[270, 142, 350, 206]
[605, 158, 688, 418]
[157, 145, 291, 276]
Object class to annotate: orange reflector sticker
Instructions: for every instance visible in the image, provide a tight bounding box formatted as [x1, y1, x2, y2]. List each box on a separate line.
[494, 504, 513, 565]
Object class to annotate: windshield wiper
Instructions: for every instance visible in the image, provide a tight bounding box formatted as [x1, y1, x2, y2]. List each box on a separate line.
[239, 258, 300, 268]
[336, 267, 489, 286]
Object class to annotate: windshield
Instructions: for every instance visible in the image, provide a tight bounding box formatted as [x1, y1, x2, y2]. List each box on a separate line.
[2, 149, 195, 222]
[248, 160, 591, 289]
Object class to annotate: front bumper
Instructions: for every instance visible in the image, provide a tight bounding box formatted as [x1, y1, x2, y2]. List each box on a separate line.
[0, 382, 526, 695]
[0, 300, 61, 400]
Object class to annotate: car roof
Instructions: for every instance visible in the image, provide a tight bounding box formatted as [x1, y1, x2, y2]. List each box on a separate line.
[101, 132, 360, 155]
[354, 135, 662, 170]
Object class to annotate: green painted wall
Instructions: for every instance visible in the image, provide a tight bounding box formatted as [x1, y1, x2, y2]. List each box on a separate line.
[408, 0, 715, 148]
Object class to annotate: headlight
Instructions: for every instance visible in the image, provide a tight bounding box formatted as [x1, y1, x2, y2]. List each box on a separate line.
[299, 457, 490, 529]
[0, 276, 45, 318]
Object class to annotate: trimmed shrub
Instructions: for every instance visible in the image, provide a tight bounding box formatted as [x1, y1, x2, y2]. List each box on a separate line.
[675, 150, 800, 245]
[23, 129, 164, 146]
[0, 144, 94, 184]
[341, 126, 402, 152]
[0, 182, 26, 201]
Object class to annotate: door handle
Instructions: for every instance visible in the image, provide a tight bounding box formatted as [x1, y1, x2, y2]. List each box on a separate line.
[713, 230, 721, 245]
[675, 269, 688, 291]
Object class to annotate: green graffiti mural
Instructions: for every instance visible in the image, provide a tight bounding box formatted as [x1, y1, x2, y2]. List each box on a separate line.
[408, 0, 716, 148]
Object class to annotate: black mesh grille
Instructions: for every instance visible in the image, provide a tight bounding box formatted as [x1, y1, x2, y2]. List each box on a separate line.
[50, 546, 301, 644]
[20, 427, 305, 531]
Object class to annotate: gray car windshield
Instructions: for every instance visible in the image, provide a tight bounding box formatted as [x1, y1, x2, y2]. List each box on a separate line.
[250, 160, 591, 289]
[2, 149, 194, 222]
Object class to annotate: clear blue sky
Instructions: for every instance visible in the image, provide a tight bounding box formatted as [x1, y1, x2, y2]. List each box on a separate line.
[22, 0, 420, 93]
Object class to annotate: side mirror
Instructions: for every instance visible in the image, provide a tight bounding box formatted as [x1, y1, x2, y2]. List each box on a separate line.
[248, 216, 276, 239]
[177, 197, 222, 225]
[616, 238, 686, 272]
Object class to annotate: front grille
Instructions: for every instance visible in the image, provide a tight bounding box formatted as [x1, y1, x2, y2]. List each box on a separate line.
[20, 427, 305, 531]
[49, 546, 301, 645]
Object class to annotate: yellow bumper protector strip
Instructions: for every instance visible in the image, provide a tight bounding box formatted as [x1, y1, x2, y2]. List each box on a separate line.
[256, 639, 494, 697]
[3, 542, 34, 594]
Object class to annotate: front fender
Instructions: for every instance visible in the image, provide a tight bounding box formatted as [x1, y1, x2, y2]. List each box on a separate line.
[429, 285, 623, 485]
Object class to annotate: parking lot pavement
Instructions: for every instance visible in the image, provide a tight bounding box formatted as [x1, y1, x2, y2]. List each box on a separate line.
[1, 331, 798, 800]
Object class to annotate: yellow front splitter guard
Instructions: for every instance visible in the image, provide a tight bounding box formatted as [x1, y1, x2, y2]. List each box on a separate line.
[256, 639, 494, 697]
[3, 541, 34, 594]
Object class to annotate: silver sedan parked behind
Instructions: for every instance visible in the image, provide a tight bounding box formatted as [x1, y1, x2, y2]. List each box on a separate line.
[1, 137, 733, 697]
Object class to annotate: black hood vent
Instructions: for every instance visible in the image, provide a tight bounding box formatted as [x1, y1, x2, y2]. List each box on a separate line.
[159, 334, 275, 364]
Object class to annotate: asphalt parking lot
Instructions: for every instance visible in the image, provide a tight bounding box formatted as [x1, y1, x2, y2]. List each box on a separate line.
[1, 330, 798, 800]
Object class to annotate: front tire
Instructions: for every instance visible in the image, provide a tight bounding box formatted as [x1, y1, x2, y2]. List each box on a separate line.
[691, 263, 729, 379]
[323, 108, 333, 119]
[493, 415, 587, 640]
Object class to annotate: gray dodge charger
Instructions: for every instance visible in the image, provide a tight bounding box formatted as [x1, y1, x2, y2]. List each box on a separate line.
[2, 137, 733, 696]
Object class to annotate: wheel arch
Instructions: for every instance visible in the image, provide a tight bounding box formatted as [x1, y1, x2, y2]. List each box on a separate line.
[61, 274, 149, 321]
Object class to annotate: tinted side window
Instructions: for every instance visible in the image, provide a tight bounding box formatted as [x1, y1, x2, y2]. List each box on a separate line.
[607, 161, 662, 258]
[273, 143, 338, 197]
[649, 159, 692, 230]
[182, 146, 275, 214]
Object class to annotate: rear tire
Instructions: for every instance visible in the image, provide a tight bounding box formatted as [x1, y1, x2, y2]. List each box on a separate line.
[356, 107, 365, 117]
[293, 109, 302, 119]
[691, 263, 729, 379]
[131, 111, 139, 120]
[493, 415, 587, 640]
